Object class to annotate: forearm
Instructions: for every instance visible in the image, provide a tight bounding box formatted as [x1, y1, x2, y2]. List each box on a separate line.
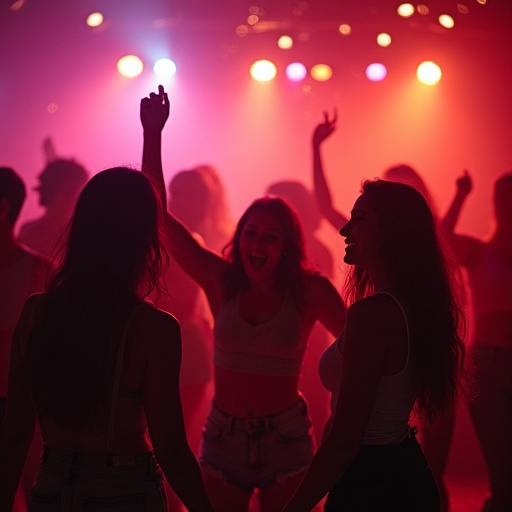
[440, 191, 467, 236]
[142, 129, 166, 205]
[283, 442, 351, 512]
[313, 144, 347, 229]
[161, 452, 214, 512]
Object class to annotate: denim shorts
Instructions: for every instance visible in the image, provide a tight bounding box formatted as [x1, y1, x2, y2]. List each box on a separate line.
[199, 396, 315, 490]
[30, 449, 167, 511]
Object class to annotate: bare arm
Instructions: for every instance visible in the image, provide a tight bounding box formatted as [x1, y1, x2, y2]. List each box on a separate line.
[140, 86, 225, 303]
[312, 110, 348, 230]
[439, 171, 482, 268]
[137, 308, 214, 512]
[0, 298, 38, 511]
[283, 297, 398, 511]
[308, 273, 346, 337]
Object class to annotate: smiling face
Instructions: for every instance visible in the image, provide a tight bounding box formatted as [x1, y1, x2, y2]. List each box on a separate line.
[339, 192, 384, 274]
[239, 208, 287, 285]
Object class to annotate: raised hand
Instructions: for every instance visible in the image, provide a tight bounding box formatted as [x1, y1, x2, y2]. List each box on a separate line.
[140, 84, 170, 134]
[312, 109, 337, 146]
[456, 170, 472, 198]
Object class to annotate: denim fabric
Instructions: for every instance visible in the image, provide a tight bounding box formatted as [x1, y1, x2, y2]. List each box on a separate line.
[199, 397, 315, 490]
[29, 450, 167, 511]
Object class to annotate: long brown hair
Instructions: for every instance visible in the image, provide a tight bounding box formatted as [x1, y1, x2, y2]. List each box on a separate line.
[26, 168, 168, 430]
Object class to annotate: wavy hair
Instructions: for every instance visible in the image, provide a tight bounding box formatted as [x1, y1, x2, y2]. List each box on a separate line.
[343, 179, 466, 423]
[26, 168, 168, 430]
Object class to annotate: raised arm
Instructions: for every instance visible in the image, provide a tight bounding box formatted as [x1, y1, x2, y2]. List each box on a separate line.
[140, 86, 225, 303]
[312, 110, 348, 230]
[439, 171, 482, 268]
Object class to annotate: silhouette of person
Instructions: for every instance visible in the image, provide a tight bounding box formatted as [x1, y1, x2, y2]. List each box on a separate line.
[0, 168, 214, 511]
[265, 180, 335, 445]
[312, 111, 463, 510]
[140, 86, 346, 512]
[0, 167, 50, 512]
[441, 171, 512, 512]
[18, 142, 88, 260]
[283, 179, 467, 511]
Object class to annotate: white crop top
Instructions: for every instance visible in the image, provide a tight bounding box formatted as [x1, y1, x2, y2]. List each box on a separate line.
[318, 292, 416, 444]
[213, 293, 308, 376]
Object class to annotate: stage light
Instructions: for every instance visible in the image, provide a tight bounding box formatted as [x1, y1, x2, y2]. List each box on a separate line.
[311, 64, 332, 82]
[417, 61, 442, 85]
[250, 60, 277, 81]
[278, 35, 293, 50]
[397, 4, 415, 18]
[286, 62, 307, 82]
[366, 63, 387, 82]
[377, 33, 391, 47]
[338, 24, 351, 35]
[86, 12, 104, 28]
[153, 58, 177, 79]
[117, 55, 144, 78]
[439, 14, 455, 29]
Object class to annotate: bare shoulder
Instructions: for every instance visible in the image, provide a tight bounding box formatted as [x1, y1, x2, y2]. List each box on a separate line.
[129, 303, 181, 347]
[347, 294, 406, 339]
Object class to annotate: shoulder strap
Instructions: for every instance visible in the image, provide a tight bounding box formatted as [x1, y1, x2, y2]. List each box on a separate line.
[106, 302, 147, 457]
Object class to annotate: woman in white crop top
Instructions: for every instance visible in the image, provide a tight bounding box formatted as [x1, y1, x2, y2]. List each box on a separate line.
[140, 87, 346, 512]
[283, 179, 466, 511]
[441, 171, 512, 512]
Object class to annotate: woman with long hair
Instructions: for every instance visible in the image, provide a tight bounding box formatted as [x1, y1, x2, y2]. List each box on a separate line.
[140, 87, 346, 512]
[0, 167, 214, 511]
[283, 179, 466, 511]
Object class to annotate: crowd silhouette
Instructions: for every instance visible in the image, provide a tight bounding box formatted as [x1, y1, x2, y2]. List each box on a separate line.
[0, 87, 509, 512]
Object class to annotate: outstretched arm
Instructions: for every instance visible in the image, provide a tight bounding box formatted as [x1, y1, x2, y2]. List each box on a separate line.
[439, 171, 482, 268]
[140, 86, 225, 306]
[312, 110, 348, 230]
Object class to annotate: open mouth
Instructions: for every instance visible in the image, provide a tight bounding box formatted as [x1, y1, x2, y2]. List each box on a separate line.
[248, 254, 267, 268]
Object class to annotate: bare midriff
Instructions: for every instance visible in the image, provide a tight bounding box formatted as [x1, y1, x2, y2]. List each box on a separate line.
[473, 311, 512, 348]
[213, 365, 301, 418]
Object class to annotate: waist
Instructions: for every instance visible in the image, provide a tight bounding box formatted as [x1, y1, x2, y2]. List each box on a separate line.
[210, 395, 309, 433]
[41, 448, 158, 473]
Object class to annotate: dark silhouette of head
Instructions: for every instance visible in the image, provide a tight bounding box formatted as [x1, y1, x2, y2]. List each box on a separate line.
[0, 166, 26, 226]
[58, 167, 165, 297]
[493, 172, 512, 233]
[266, 180, 322, 234]
[383, 164, 435, 213]
[36, 158, 88, 208]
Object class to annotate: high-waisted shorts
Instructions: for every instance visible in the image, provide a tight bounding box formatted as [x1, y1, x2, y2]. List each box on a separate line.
[199, 396, 315, 490]
[30, 449, 167, 511]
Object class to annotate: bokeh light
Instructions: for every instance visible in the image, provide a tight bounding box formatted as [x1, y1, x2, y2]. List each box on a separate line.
[250, 59, 277, 81]
[417, 61, 442, 85]
[278, 35, 294, 50]
[397, 3, 415, 17]
[439, 14, 455, 28]
[310, 64, 333, 82]
[377, 33, 391, 47]
[338, 24, 352, 35]
[366, 63, 387, 82]
[286, 62, 307, 82]
[153, 58, 177, 79]
[117, 55, 144, 78]
[86, 12, 104, 27]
